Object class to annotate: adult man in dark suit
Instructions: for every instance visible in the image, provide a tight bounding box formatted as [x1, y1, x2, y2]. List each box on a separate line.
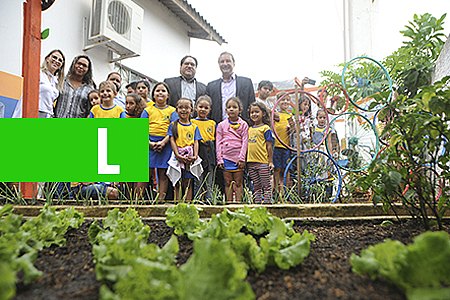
[207, 52, 256, 123]
[164, 55, 206, 107]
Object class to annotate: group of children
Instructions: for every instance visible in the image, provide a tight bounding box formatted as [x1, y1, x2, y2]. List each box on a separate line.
[77, 79, 337, 204]
[86, 79, 151, 119]
[166, 95, 276, 203]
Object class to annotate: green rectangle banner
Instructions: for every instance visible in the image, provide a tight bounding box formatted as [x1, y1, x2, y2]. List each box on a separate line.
[0, 118, 149, 182]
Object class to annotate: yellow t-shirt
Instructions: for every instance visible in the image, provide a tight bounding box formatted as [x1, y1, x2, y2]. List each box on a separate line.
[274, 111, 292, 148]
[89, 105, 125, 118]
[142, 104, 176, 136]
[191, 118, 216, 142]
[168, 121, 202, 148]
[247, 124, 273, 164]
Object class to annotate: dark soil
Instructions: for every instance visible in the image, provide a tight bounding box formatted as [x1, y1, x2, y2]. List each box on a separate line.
[14, 219, 448, 300]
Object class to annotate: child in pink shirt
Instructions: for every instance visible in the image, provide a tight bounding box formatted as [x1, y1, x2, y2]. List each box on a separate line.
[216, 97, 249, 203]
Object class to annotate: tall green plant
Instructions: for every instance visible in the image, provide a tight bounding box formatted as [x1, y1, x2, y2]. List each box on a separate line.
[383, 13, 447, 97]
[357, 76, 450, 230]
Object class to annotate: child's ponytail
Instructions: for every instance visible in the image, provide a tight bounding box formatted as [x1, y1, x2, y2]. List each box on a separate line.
[171, 120, 179, 140]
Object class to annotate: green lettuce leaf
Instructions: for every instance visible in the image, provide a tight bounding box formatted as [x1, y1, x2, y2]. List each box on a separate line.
[351, 231, 450, 299]
[178, 238, 255, 300]
[0, 262, 16, 300]
[166, 203, 203, 236]
[351, 239, 406, 281]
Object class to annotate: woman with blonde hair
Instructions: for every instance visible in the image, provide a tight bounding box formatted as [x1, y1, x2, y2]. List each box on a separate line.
[38, 50, 66, 198]
[39, 49, 65, 118]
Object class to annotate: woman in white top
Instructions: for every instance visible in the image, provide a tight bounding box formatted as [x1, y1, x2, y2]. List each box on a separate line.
[39, 49, 65, 118]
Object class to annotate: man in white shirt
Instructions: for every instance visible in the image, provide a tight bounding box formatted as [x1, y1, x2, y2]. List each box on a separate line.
[164, 55, 207, 107]
[206, 52, 255, 123]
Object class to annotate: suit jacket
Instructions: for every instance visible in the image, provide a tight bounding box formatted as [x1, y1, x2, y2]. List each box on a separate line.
[206, 75, 256, 124]
[164, 76, 207, 107]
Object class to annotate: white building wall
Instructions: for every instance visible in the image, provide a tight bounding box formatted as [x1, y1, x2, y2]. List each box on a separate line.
[433, 34, 450, 82]
[0, 1, 24, 76]
[347, 0, 373, 60]
[347, 0, 450, 62]
[120, 0, 191, 81]
[1, 0, 192, 85]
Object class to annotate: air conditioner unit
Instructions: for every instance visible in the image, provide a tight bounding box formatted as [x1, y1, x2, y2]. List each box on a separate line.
[87, 0, 144, 57]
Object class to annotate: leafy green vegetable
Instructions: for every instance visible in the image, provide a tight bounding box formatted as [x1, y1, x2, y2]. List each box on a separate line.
[92, 206, 313, 299]
[21, 206, 84, 250]
[177, 238, 255, 300]
[166, 203, 203, 235]
[167, 204, 314, 273]
[261, 218, 315, 270]
[111, 260, 181, 300]
[351, 231, 450, 299]
[230, 206, 274, 235]
[0, 205, 84, 299]
[406, 287, 450, 300]
[351, 239, 406, 281]
[89, 208, 180, 298]
[0, 262, 16, 300]
[89, 209, 179, 281]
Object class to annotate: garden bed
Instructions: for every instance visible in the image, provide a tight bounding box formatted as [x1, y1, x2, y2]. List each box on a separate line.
[9, 203, 438, 219]
[14, 218, 449, 300]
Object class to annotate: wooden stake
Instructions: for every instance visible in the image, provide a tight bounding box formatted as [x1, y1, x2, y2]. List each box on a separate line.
[21, 0, 41, 199]
[295, 83, 301, 197]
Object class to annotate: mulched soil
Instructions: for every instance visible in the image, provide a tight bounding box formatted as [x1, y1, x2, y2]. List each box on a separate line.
[14, 219, 449, 300]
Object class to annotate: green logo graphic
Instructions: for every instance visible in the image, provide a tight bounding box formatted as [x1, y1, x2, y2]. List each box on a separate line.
[0, 119, 149, 182]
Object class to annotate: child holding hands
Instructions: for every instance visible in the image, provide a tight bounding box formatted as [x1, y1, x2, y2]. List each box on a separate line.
[167, 98, 203, 201]
[140, 82, 176, 200]
[247, 102, 274, 203]
[191, 95, 216, 200]
[216, 97, 248, 203]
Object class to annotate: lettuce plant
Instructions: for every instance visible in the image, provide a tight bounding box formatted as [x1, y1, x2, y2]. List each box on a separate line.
[166, 204, 315, 273]
[351, 231, 450, 300]
[0, 205, 84, 300]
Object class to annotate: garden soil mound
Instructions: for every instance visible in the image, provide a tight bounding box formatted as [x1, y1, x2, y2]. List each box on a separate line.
[15, 219, 448, 300]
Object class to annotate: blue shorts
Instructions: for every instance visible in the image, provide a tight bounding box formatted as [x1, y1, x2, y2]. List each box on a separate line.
[181, 169, 194, 179]
[273, 147, 291, 169]
[223, 159, 239, 171]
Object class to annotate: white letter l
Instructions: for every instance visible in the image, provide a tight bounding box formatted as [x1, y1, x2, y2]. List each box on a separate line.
[98, 128, 120, 174]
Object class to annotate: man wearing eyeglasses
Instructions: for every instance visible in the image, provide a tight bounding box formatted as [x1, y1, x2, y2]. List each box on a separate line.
[164, 55, 207, 108]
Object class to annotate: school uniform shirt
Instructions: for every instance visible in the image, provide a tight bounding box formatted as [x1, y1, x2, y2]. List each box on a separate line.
[312, 125, 327, 145]
[168, 121, 202, 148]
[274, 111, 292, 148]
[141, 104, 177, 137]
[247, 124, 274, 164]
[88, 104, 126, 118]
[191, 118, 216, 142]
